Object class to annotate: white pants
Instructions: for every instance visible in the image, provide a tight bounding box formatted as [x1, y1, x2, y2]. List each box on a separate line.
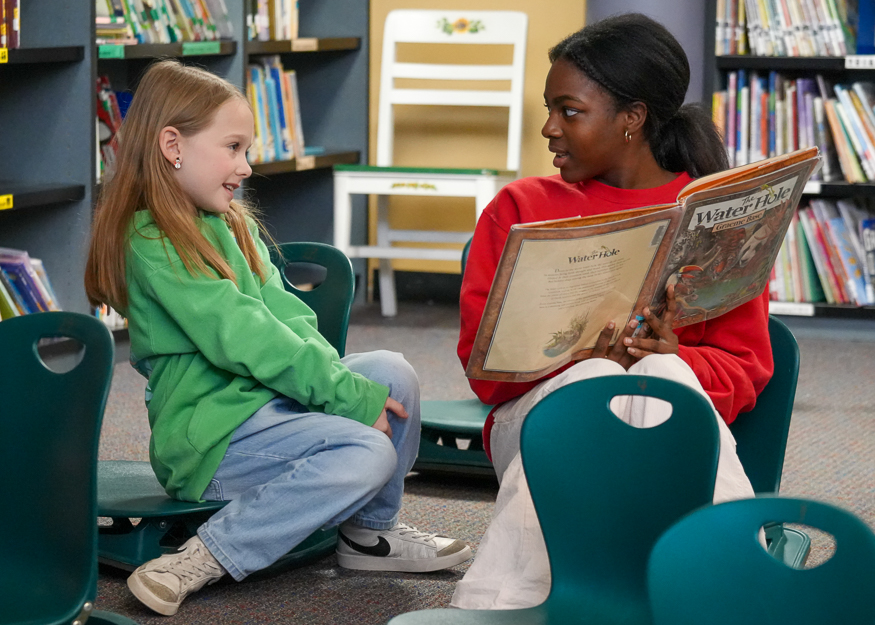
[450, 354, 756, 610]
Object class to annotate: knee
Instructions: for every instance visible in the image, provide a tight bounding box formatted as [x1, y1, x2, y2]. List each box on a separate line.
[349, 350, 420, 402]
[346, 429, 398, 490]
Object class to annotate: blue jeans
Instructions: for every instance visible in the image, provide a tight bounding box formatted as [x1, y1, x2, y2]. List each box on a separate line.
[197, 350, 420, 580]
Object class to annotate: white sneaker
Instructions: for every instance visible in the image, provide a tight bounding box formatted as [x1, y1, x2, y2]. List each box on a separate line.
[336, 521, 473, 572]
[127, 536, 226, 616]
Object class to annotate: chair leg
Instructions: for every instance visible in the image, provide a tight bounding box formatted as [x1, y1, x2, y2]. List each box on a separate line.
[376, 195, 397, 317]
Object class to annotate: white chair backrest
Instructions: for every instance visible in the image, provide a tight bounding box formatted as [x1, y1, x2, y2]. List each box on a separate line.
[377, 9, 528, 171]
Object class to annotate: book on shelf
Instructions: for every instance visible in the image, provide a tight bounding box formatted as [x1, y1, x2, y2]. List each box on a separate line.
[465, 148, 821, 382]
[717, 0, 853, 57]
[713, 73, 875, 183]
[2, 0, 20, 49]
[96, 75, 123, 183]
[95, 0, 232, 45]
[0, 248, 62, 316]
[246, 57, 305, 164]
[250, 0, 298, 41]
[773, 198, 875, 305]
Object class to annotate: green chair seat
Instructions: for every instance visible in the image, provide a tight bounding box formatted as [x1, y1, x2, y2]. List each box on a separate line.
[415, 399, 494, 476]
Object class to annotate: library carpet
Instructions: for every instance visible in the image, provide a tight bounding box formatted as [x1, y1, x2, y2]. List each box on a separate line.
[94, 301, 875, 624]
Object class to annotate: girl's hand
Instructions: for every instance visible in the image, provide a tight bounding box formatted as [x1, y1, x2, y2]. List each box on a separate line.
[623, 284, 680, 359]
[590, 318, 641, 370]
[371, 397, 408, 439]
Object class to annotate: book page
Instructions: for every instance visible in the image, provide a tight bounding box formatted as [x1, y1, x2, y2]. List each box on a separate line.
[467, 208, 683, 381]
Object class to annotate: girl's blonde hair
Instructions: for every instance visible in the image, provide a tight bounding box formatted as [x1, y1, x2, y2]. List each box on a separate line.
[85, 59, 270, 311]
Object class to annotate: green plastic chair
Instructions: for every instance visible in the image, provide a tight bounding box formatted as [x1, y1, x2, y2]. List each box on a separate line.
[268, 241, 356, 358]
[390, 375, 721, 625]
[97, 242, 355, 570]
[648, 496, 875, 625]
[728, 315, 810, 567]
[0, 312, 138, 625]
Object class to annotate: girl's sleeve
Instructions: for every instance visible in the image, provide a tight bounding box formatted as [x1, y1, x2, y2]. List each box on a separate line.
[676, 288, 774, 424]
[458, 197, 567, 406]
[132, 244, 388, 426]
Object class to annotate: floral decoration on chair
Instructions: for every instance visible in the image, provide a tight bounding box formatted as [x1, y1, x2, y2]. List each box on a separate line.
[437, 18, 485, 35]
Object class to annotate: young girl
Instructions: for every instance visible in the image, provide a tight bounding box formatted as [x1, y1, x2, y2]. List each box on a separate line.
[84, 60, 471, 617]
[452, 14, 773, 609]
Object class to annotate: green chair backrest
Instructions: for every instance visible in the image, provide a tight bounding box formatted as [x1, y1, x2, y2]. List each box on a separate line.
[520, 375, 720, 623]
[728, 315, 799, 494]
[0, 312, 115, 625]
[648, 496, 875, 625]
[268, 242, 355, 357]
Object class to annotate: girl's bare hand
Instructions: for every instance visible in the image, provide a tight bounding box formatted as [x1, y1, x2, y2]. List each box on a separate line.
[589, 318, 643, 370]
[622, 284, 680, 359]
[371, 397, 408, 439]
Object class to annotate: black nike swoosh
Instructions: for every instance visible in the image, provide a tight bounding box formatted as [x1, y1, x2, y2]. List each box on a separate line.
[340, 532, 392, 557]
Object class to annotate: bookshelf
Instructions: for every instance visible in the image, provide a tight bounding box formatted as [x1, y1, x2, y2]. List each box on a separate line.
[1, 0, 369, 317]
[705, 3, 875, 321]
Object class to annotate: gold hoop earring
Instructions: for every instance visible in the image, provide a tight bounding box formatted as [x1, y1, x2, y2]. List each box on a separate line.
[624, 130, 631, 144]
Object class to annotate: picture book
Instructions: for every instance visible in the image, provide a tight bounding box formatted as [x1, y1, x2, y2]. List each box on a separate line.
[466, 147, 821, 382]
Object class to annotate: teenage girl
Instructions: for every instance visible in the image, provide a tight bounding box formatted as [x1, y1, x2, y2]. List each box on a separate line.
[452, 14, 773, 609]
[85, 59, 471, 617]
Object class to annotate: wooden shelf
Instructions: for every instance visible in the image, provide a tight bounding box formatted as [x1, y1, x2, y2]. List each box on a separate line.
[0, 46, 85, 64]
[245, 37, 360, 55]
[97, 40, 237, 60]
[250, 151, 359, 176]
[802, 181, 875, 197]
[0, 183, 86, 212]
[770, 301, 875, 319]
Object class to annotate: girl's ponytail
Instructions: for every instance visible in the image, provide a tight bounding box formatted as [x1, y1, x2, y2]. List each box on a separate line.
[653, 104, 729, 178]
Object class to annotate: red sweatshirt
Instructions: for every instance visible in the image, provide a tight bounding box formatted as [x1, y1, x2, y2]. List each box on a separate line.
[459, 174, 774, 432]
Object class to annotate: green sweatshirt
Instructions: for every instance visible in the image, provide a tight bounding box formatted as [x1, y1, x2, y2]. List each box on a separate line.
[123, 211, 389, 502]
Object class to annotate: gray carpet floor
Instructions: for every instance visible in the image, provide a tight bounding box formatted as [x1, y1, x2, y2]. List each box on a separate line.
[94, 301, 875, 624]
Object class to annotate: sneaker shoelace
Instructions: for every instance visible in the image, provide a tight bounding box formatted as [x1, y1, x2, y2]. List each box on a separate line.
[391, 523, 439, 542]
[149, 546, 223, 584]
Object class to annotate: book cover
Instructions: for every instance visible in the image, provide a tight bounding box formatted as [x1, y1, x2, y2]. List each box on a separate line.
[798, 207, 837, 303]
[798, 215, 826, 301]
[807, 201, 850, 302]
[466, 148, 821, 382]
[0, 272, 20, 319]
[0, 267, 28, 315]
[0, 248, 56, 313]
[286, 70, 306, 160]
[862, 218, 875, 296]
[0, 262, 43, 313]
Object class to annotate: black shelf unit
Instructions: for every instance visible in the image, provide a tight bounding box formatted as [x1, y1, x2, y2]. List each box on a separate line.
[704, 2, 875, 321]
[1, 0, 369, 316]
[0, 183, 87, 212]
[2, 46, 85, 64]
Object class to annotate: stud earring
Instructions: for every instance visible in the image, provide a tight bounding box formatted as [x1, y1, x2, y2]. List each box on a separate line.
[174, 157, 182, 170]
[624, 130, 631, 144]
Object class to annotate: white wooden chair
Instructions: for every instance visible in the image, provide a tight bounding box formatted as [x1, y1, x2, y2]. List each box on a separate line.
[333, 9, 528, 316]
